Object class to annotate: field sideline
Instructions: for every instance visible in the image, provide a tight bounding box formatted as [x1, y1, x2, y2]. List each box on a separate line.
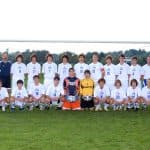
[0, 109, 149, 150]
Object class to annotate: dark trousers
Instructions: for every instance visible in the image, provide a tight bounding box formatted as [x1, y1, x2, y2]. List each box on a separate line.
[0, 76, 11, 88]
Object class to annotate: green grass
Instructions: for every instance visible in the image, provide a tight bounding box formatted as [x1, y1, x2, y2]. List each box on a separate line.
[0, 109, 150, 150]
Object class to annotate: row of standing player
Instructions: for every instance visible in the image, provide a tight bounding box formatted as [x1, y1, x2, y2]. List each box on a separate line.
[10, 53, 150, 91]
[0, 67, 150, 112]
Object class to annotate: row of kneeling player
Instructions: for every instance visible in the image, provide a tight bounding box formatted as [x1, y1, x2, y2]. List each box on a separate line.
[0, 68, 150, 112]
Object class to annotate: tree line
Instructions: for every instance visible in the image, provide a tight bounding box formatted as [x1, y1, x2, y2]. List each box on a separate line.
[1, 49, 150, 65]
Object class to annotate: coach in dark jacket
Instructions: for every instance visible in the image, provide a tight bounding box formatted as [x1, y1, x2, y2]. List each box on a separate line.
[0, 52, 11, 88]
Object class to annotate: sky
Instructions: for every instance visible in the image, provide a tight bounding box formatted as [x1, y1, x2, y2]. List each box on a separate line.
[0, 0, 150, 53]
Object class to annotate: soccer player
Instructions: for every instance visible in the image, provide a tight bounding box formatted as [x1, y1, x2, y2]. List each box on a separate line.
[116, 54, 130, 90]
[58, 55, 72, 85]
[141, 78, 150, 109]
[129, 56, 143, 88]
[11, 54, 27, 90]
[104, 55, 117, 90]
[28, 75, 45, 111]
[111, 80, 127, 111]
[89, 53, 104, 84]
[42, 54, 57, 89]
[127, 79, 142, 111]
[62, 68, 81, 110]
[0, 80, 9, 112]
[0, 52, 11, 89]
[10, 80, 28, 111]
[27, 54, 41, 90]
[74, 54, 89, 80]
[94, 78, 111, 111]
[80, 70, 94, 110]
[45, 76, 64, 109]
[142, 56, 150, 86]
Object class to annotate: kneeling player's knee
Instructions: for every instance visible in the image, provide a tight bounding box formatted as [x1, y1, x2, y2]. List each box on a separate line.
[10, 97, 15, 102]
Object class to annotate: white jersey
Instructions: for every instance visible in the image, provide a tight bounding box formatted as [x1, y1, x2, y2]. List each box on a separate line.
[42, 62, 57, 80]
[58, 63, 72, 83]
[94, 85, 110, 99]
[89, 62, 103, 83]
[27, 62, 41, 80]
[29, 83, 45, 99]
[111, 88, 126, 101]
[11, 62, 27, 80]
[116, 63, 129, 81]
[142, 86, 150, 100]
[142, 64, 150, 79]
[127, 86, 141, 99]
[46, 84, 64, 97]
[74, 63, 89, 79]
[11, 87, 28, 98]
[104, 64, 117, 89]
[0, 87, 9, 100]
[11, 62, 27, 90]
[129, 64, 143, 81]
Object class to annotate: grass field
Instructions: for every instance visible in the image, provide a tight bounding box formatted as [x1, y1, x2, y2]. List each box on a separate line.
[0, 109, 150, 150]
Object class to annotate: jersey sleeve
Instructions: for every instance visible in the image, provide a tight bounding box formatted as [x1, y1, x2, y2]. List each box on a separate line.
[140, 66, 144, 76]
[10, 64, 14, 74]
[79, 80, 83, 96]
[122, 90, 127, 99]
[54, 63, 58, 74]
[26, 64, 29, 74]
[46, 86, 50, 96]
[115, 65, 119, 76]
[58, 64, 61, 75]
[110, 90, 114, 99]
[60, 86, 64, 95]
[28, 86, 33, 95]
[41, 85, 45, 95]
[38, 64, 41, 74]
[23, 88, 28, 97]
[141, 88, 146, 98]
[42, 64, 45, 74]
[23, 64, 27, 74]
[126, 88, 130, 97]
[105, 87, 111, 97]
[137, 88, 142, 97]
[94, 86, 98, 97]
[11, 89, 16, 97]
[4, 88, 9, 97]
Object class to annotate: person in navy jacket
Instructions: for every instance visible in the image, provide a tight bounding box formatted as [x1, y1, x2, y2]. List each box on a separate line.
[0, 52, 11, 88]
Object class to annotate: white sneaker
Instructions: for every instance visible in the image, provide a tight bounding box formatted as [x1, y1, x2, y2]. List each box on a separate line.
[95, 105, 102, 111]
[119, 105, 122, 110]
[104, 106, 108, 111]
[29, 105, 33, 111]
[99, 107, 103, 111]
[40, 105, 44, 111]
[95, 105, 99, 111]
[2, 107, 5, 112]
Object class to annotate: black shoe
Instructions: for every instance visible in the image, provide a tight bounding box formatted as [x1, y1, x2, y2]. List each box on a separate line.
[10, 108, 15, 112]
[36, 106, 39, 109]
[45, 106, 50, 110]
[19, 107, 25, 111]
[134, 108, 139, 111]
[56, 107, 62, 110]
